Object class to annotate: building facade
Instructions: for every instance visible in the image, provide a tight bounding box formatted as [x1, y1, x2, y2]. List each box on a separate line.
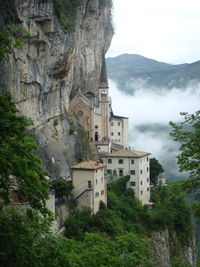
[68, 56, 129, 153]
[110, 112, 129, 148]
[101, 149, 151, 205]
[71, 160, 106, 214]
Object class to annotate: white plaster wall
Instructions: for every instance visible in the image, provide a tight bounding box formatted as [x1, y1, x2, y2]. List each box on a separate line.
[72, 167, 106, 214]
[110, 118, 123, 146]
[103, 155, 150, 204]
[122, 118, 129, 148]
[110, 118, 129, 148]
[93, 168, 107, 213]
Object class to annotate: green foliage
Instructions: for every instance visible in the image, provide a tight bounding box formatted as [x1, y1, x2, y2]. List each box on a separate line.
[0, 26, 27, 61]
[75, 123, 91, 162]
[0, 92, 49, 214]
[53, 0, 80, 32]
[169, 111, 200, 215]
[150, 157, 164, 185]
[0, 206, 153, 267]
[170, 257, 192, 267]
[64, 207, 92, 239]
[51, 178, 73, 199]
[53, 119, 58, 126]
[149, 182, 193, 245]
[0, 208, 53, 267]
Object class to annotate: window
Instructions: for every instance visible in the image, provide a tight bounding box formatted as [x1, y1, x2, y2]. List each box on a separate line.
[77, 110, 83, 117]
[130, 181, 136, 186]
[107, 169, 112, 174]
[130, 170, 135, 175]
[101, 190, 104, 196]
[141, 181, 143, 185]
[140, 170, 143, 174]
[108, 159, 112, 164]
[147, 187, 150, 192]
[95, 192, 99, 198]
[147, 167, 149, 172]
[101, 177, 103, 183]
[96, 179, 98, 185]
[118, 159, 124, 164]
[141, 190, 143, 195]
[118, 122, 120, 126]
[147, 157, 149, 162]
[111, 132, 114, 136]
[118, 132, 120, 136]
[131, 159, 134, 164]
[111, 122, 114, 126]
[95, 125, 98, 129]
[95, 131, 98, 141]
[119, 169, 124, 176]
[88, 181, 91, 188]
[147, 178, 149, 183]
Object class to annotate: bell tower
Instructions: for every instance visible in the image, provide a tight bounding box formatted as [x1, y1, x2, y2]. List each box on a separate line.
[99, 55, 110, 142]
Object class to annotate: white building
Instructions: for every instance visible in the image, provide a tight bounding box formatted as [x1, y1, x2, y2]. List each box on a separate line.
[110, 111, 129, 148]
[101, 149, 151, 205]
[71, 160, 106, 214]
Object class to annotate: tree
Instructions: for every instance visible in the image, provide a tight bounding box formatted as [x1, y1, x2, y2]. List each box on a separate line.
[169, 111, 200, 216]
[51, 178, 73, 200]
[150, 157, 164, 185]
[0, 92, 49, 214]
[0, 26, 26, 61]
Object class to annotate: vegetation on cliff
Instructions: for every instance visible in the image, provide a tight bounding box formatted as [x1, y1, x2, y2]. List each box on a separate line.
[64, 177, 193, 266]
[53, 0, 80, 32]
[150, 157, 164, 185]
[0, 95, 194, 266]
[0, 93, 49, 215]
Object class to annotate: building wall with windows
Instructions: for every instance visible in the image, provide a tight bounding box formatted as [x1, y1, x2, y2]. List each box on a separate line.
[110, 115, 129, 148]
[102, 150, 151, 205]
[71, 160, 106, 214]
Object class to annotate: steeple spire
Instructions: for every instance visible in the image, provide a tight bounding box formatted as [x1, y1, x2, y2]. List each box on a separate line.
[99, 54, 109, 88]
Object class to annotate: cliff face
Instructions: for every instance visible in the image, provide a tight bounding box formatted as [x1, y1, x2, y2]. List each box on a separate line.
[150, 230, 196, 266]
[0, 0, 113, 178]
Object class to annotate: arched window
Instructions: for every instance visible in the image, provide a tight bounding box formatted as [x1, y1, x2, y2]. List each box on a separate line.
[95, 131, 98, 141]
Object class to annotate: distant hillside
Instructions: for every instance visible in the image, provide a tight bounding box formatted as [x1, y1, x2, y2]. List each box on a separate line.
[106, 54, 200, 94]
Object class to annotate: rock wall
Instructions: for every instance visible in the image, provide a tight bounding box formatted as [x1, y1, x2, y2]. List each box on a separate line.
[0, 0, 113, 178]
[150, 229, 196, 266]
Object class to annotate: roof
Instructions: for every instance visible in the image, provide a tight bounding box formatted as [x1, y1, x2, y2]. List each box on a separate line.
[101, 149, 151, 158]
[110, 111, 128, 120]
[71, 160, 105, 170]
[100, 54, 108, 84]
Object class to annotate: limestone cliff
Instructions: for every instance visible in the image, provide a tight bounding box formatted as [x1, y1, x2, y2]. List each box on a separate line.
[0, 0, 113, 178]
[150, 229, 196, 266]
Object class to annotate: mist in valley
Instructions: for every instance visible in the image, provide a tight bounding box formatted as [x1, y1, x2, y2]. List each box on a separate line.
[109, 79, 200, 180]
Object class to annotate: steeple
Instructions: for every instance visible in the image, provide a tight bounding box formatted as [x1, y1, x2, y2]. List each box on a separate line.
[99, 54, 109, 88]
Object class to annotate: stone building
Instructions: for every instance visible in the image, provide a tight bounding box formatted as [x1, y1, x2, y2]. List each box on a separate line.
[68, 56, 129, 153]
[71, 160, 106, 214]
[69, 55, 151, 205]
[101, 149, 151, 205]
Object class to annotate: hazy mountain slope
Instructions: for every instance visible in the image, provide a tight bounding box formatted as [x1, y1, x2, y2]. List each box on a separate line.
[106, 54, 200, 94]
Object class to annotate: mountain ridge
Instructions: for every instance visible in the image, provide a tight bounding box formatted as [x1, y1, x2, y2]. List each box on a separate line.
[106, 54, 200, 93]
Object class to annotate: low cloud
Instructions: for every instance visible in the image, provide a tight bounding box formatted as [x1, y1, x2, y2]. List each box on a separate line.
[109, 79, 200, 180]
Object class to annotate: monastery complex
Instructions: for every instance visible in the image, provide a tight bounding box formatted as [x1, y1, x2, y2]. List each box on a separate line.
[70, 56, 151, 213]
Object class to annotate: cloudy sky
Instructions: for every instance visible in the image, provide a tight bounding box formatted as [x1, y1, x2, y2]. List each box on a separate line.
[107, 0, 200, 64]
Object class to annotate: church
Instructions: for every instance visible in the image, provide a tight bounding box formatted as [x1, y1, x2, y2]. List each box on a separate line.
[69, 55, 128, 153]
[69, 55, 151, 209]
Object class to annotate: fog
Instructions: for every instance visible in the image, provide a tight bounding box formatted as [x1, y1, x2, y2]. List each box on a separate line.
[109, 79, 200, 180]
